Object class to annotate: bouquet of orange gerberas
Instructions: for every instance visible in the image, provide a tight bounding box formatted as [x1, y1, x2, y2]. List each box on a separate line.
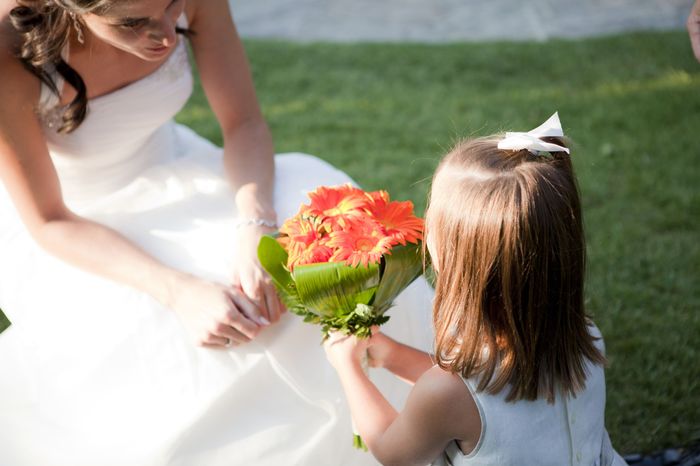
[257, 184, 424, 339]
[258, 184, 424, 449]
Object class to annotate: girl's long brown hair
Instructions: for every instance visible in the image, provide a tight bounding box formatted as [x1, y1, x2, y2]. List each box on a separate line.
[426, 136, 605, 403]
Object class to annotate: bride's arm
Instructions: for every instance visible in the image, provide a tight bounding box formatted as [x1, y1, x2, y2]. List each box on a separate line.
[188, 0, 274, 220]
[187, 0, 283, 323]
[0, 56, 262, 348]
[0, 1, 19, 48]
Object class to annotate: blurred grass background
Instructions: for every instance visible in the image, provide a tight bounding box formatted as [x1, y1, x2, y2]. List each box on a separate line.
[177, 30, 700, 454]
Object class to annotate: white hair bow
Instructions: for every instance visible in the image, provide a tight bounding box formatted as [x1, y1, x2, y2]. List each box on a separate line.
[497, 112, 570, 155]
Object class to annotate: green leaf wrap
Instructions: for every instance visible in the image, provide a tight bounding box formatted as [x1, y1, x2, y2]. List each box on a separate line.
[292, 261, 380, 318]
[257, 235, 424, 338]
[372, 242, 423, 313]
[257, 235, 304, 312]
[0, 307, 10, 335]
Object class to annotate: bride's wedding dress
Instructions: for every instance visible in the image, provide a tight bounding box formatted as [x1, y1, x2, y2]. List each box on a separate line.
[0, 29, 433, 466]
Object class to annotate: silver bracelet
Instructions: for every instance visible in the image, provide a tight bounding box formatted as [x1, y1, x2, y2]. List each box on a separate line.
[233, 217, 278, 229]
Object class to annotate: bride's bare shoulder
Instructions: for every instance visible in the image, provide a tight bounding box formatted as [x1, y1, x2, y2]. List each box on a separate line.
[0, 0, 20, 51]
[0, 0, 18, 27]
[0, 3, 39, 104]
[0, 0, 16, 16]
[186, 0, 232, 26]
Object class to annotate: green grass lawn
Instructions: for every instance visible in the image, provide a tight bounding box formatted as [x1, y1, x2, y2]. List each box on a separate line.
[177, 30, 700, 454]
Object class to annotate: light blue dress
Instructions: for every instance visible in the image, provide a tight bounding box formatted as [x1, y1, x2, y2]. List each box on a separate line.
[434, 326, 627, 466]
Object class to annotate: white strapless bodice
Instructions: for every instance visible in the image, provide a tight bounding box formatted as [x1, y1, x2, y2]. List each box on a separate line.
[39, 36, 194, 204]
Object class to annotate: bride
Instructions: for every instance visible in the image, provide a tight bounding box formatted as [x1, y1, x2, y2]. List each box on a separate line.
[0, 0, 433, 465]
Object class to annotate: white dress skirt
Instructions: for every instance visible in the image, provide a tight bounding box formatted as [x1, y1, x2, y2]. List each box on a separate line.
[0, 34, 433, 466]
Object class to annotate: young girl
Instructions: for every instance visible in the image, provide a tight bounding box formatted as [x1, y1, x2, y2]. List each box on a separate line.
[325, 113, 627, 465]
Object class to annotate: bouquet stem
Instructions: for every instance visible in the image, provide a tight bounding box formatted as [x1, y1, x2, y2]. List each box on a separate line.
[351, 349, 370, 451]
[353, 434, 368, 451]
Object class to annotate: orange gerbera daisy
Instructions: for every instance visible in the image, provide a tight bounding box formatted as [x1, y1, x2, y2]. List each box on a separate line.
[279, 216, 323, 246]
[300, 184, 369, 229]
[365, 191, 423, 245]
[280, 216, 334, 269]
[287, 240, 334, 270]
[327, 219, 394, 268]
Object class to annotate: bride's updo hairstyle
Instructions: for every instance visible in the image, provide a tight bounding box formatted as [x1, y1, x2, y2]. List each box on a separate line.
[10, 0, 115, 133]
[425, 136, 606, 403]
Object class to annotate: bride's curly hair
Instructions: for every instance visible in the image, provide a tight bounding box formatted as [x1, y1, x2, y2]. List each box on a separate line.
[10, 0, 191, 134]
[10, 0, 115, 133]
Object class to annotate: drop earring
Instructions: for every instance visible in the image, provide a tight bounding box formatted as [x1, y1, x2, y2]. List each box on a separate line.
[70, 13, 85, 45]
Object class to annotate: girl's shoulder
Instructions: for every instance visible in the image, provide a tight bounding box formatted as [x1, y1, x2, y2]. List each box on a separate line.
[411, 366, 482, 451]
[586, 320, 606, 355]
[416, 365, 472, 400]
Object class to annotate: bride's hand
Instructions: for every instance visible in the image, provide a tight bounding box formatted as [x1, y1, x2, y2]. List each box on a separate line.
[230, 225, 285, 326]
[169, 273, 262, 348]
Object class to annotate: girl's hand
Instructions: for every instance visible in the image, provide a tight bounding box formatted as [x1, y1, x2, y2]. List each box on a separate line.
[366, 330, 399, 369]
[367, 329, 434, 384]
[323, 331, 371, 371]
[230, 224, 285, 326]
[169, 273, 262, 348]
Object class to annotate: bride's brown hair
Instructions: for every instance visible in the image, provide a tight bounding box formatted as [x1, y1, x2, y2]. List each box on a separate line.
[11, 0, 114, 133]
[425, 136, 606, 403]
[10, 0, 190, 134]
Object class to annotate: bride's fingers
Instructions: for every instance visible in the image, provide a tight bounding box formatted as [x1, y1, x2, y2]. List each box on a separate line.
[270, 278, 287, 316]
[275, 290, 287, 315]
[236, 280, 271, 325]
[215, 323, 251, 345]
[253, 289, 272, 324]
[264, 285, 281, 323]
[200, 334, 230, 348]
[225, 294, 261, 339]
